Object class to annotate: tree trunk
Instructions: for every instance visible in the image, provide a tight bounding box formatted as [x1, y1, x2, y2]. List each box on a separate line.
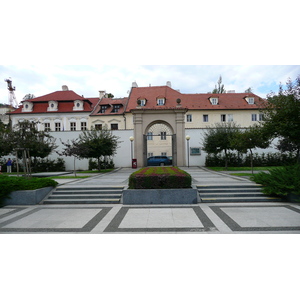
[250, 149, 254, 174]
[224, 149, 228, 170]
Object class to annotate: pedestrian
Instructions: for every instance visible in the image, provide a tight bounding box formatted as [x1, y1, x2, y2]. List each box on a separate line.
[6, 158, 12, 173]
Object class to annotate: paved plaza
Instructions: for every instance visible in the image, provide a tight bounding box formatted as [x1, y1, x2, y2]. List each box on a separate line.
[1, 167, 300, 234]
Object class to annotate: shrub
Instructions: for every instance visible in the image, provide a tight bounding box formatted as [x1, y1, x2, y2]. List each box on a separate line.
[128, 167, 192, 189]
[205, 152, 298, 167]
[0, 175, 58, 206]
[88, 158, 115, 170]
[251, 164, 300, 200]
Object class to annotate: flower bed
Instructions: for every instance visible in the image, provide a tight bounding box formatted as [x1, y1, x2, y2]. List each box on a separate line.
[128, 167, 192, 189]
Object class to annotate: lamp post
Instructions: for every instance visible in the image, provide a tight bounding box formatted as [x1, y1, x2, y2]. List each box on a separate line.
[186, 135, 190, 168]
[129, 136, 134, 162]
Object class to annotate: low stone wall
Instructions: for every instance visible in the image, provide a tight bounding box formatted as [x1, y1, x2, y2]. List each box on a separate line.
[2, 187, 54, 206]
[122, 188, 199, 205]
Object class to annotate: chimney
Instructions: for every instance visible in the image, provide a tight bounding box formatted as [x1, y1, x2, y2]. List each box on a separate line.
[62, 85, 69, 91]
[132, 81, 138, 88]
[166, 81, 172, 88]
[99, 90, 106, 99]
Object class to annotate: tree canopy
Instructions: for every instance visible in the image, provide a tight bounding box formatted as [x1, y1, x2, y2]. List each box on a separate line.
[202, 122, 241, 169]
[211, 76, 226, 94]
[261, 75, 300, 159]
[60, 126, 120, 170]
[231, 124, 271, 173]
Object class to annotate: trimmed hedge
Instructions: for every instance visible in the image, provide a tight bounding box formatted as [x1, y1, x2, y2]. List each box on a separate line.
[128, 167, 192, 189]
[205, 152, 298, 167]
[0, 175, 58, 205]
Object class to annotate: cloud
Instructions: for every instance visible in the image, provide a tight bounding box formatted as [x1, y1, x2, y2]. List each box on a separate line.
[1, 65, 299, 105]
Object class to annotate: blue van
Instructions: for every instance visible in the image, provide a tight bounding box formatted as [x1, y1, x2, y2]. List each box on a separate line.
[147, 156, 172, 166]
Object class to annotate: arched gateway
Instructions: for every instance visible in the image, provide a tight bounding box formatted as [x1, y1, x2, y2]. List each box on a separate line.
[131, 108, 187, 167]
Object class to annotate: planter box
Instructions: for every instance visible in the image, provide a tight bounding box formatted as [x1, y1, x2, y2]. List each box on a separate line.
[2, 187, 54, 206]
[122, 188, 199, 205]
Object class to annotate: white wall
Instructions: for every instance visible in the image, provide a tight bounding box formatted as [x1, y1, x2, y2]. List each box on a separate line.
[48, 130, 134, 170]
[185, 129, 279, 167]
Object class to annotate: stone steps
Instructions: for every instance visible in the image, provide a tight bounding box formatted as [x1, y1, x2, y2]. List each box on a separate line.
[42, 186, 124, 204]
[197, 184, 282, 203]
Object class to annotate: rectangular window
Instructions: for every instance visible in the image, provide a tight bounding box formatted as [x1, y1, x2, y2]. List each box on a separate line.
[44, 123, 50, 131]
[211, 98, 218, 105]
[112, 105, 121, 113]
[160, 132, 167, 140]
[259, 113, 265, 121]
[111, 123, 118, 130]
[187, 114, 192, 122]
[140, 100, 146, 106]
[147, 132, 153, 140]
[161, 152, 167, 156]
[95, 124, 103, 130]
[157, 98, 165, 106]
[100, 105, 108, 113]
[248, 97, 254, 104]
[221, 114, 226, 122]
[55, 122, 61, 132]
[81, 122, 87, 130]
[148, 153, 153, 158]
[203, 115, 209, 122]
[70, 122, 76, 131]
[227, 114, 233, 122]
[251, 114, 257, 121]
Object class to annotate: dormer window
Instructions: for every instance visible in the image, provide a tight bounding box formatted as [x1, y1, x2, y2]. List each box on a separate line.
[99, 105, 108, 113]
[210, 97, 218, 105]
[157, 98, 165, 106]
[47, 100, 58, 111]
[73, 100, 84, 111]
[22, 101, 33, 112]
[140, 99, 146, 106]
[246, 97, 255, 104]
[112, 104, 121, 113]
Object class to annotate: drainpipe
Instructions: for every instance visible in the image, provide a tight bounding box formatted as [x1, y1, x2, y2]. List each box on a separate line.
[123, 113, 127, 130]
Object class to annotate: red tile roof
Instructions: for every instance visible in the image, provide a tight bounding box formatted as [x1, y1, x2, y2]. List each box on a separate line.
[28, 90, 85, 102]
[90, 97, 129, 116]
[126, 85, 264, 112]
[10, 91, 100, 115]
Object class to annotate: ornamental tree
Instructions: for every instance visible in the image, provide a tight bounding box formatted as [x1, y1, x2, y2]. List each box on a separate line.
[230, 124, 271, 173]
[202, 122, 241, 169]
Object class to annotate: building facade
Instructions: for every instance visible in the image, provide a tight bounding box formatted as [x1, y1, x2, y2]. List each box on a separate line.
[8, 82, 271, 169]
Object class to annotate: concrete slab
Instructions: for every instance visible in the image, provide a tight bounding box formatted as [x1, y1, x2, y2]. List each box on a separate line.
[1, 168, 300, 234]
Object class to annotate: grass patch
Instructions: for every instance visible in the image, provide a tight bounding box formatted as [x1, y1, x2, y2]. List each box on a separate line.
[129, 167, 191, 189]
[208, 166, 280, 171]
[77, 169, 114, 174]
[49, 176, 90, 179]
[229, 173, 253, 177]
[0, 175, 58, 205]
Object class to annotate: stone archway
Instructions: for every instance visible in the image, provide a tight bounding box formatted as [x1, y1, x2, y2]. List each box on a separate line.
[143, 121, 176, 166]
[131, 109, 187, 167]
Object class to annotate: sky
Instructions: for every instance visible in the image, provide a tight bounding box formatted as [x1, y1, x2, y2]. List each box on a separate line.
[1, 1, 299, 106]
[1, 65, 299, 105]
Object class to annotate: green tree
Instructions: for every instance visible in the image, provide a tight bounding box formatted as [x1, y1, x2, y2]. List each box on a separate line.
[61, 126, 120, 171]
[211, 76, 226, 94]
[261, 75, 300, 161]
[202, 122, 241, 169]
[245, 87, 253, 93]
[231, 124, 271, 173]
[0, 120, 13, 157]
[10, 121, 57, 173]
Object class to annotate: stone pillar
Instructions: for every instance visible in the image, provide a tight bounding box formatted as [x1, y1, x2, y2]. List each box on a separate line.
[175, 111, 186, 166]
[133, 111, 144, 167]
